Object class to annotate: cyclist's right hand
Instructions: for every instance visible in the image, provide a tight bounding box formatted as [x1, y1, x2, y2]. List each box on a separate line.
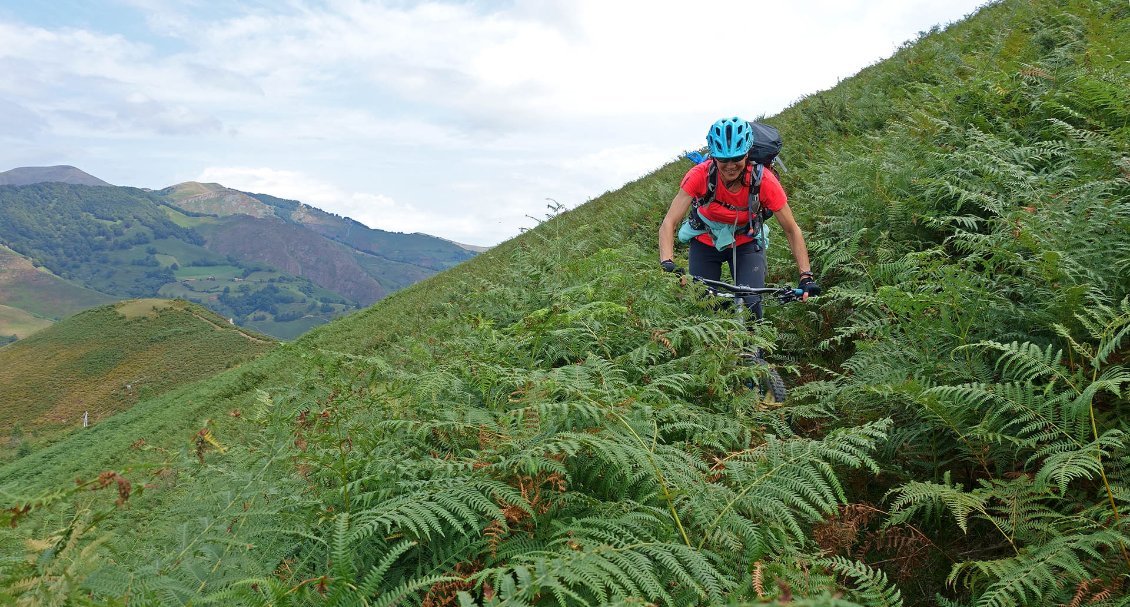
[660, 259, 683, 274]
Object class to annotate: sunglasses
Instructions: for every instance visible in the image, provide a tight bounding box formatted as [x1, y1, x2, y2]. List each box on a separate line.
[714, 155, 747, 165]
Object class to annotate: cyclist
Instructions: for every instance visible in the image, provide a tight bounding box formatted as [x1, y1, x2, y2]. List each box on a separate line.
[658, 117, 820, 317]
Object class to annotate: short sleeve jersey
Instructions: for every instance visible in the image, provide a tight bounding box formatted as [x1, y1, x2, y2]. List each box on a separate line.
[679, 161, 788, 248]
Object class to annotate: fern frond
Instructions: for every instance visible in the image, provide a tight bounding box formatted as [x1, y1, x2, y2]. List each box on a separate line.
[822, 555, 904, 607]
[948, 528, 1129, 607]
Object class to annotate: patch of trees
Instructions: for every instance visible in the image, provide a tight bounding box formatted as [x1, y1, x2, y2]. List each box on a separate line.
[218, 284, 297, 318]
[273, 310, 307, 322]
[130, 256, 161, 267]
[125, 268, 177, 297]
[185, 258, 228, 267]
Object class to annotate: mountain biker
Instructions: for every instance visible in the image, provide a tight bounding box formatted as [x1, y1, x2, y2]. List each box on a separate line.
[658, 117, 819, 317]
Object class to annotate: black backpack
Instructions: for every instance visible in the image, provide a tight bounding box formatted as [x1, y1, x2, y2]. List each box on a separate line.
[745, 122, 784, 170]
[687, 121, 783, 251]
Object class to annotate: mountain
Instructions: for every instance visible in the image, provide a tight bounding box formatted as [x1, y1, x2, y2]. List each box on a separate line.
[0, 298, 274, 460]
[0, 175, 477, 339]
[161, 181, 274, 217]
[169, 184, 475, 271]
[3, 0, 1127, 604]
[0, 165, 111, 186]
[0, 181, 336, 339]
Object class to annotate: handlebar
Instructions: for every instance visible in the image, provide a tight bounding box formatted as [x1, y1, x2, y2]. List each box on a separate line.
[691, 276, 804, 304]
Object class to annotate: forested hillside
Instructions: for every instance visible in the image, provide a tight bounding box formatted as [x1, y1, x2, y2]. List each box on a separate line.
[1, 0, 1127, 605]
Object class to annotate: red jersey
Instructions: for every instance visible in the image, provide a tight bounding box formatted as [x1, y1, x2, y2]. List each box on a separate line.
[680, 161, 788, 248]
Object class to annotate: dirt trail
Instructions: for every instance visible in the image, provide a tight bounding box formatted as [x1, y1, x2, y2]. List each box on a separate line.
[188, 310, 274, 344]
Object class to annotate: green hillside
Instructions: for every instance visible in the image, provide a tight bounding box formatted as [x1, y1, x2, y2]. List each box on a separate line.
[0, 299, 275, 461]
[1, 0, 1128, 605]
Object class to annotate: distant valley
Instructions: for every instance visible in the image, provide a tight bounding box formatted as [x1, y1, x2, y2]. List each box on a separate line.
[0, 166, 479, 339]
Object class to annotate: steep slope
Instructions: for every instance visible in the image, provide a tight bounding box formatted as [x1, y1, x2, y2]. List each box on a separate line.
[0, 165, 111, 186]
[1, 1, 1127, 605]
[0, 298, 274, 460]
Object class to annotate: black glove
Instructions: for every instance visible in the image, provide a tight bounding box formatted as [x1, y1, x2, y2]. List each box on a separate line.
[799, 275, 822, 297]
[660, 259, 683, 274]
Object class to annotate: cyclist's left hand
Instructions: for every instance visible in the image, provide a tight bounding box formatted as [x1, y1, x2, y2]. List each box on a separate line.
[798, 276, 822, 301]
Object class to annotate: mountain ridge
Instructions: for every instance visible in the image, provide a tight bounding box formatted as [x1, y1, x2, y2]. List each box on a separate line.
[0, 171, 478, 339]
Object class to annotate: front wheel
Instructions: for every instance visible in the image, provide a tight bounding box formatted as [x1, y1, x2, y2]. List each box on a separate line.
[741, 354, 787, 403]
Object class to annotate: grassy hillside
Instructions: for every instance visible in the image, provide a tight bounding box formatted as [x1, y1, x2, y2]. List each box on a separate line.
[0, 244, 116, 324]
[1, 0, 1127, 605]
[194, 214, 389, 305]
[0, 305, 51, 341]
[0, 299, 275, 461]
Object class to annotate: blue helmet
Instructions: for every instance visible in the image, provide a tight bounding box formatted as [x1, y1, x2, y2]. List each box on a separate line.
[706, 117, 753, 159]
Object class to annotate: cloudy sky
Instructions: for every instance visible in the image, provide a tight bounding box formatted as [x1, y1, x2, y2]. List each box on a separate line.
[0, 0, 987, 246]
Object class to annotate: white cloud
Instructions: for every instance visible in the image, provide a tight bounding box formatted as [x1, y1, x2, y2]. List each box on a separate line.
[1, 0, 989, 246]
[195, 165, 505, 243]
[197, 166, 343, 205]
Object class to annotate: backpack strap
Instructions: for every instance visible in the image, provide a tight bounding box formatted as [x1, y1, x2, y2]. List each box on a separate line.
[747, 164, 765, 252]
[687, 160, 719, 230]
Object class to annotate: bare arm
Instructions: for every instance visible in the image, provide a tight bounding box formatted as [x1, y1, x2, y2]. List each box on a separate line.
[658, 189, 693, 263]
[772, 203, 815, 299]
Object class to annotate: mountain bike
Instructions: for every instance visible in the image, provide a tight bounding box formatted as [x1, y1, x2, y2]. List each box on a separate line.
[691, 276, 806, 403]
